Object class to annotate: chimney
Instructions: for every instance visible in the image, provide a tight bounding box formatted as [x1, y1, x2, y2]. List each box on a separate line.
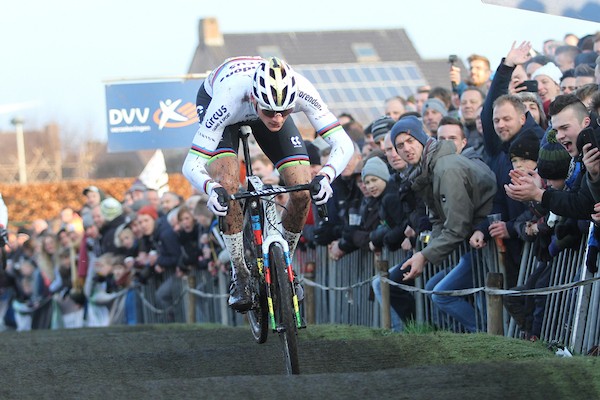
[199, 17, 224, 47]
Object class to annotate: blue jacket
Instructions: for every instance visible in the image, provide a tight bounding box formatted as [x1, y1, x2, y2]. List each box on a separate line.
[481, 60, 546, 239]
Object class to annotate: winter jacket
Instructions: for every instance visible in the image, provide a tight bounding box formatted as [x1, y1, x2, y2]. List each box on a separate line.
[314, 175, 363, 246]
[481, 60, 545, 236]
[411, 139, 497, 265]
[541, 158, 595, 219]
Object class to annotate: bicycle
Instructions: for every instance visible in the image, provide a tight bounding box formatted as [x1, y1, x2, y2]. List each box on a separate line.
[217, 125, 327, 375]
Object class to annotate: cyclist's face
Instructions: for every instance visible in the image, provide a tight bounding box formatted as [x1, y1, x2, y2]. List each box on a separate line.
[257, 104, 293, 132]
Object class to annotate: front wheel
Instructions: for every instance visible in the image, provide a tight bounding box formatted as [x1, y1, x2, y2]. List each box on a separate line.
[271, 243, 300, 375]
[243, 202, 268, 344]
[247, 275, 268, 344]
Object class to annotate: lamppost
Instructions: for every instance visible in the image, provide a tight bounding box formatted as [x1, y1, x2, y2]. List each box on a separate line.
[10, 117, 26, 184]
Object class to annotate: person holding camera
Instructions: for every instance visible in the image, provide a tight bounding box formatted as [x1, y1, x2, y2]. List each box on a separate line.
[449, 54, 492, 97]
[471, 40, 546, 288]
[505, 95, 595, 241]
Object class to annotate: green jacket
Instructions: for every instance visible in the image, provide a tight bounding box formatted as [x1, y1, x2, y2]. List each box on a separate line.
[412, 140, 497, 265]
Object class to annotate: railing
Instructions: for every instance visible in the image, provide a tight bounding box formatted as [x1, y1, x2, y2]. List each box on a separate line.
[31, 222, 600, 355]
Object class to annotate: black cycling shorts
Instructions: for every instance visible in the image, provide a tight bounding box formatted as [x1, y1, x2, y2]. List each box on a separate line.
[196, 82, 309, 172]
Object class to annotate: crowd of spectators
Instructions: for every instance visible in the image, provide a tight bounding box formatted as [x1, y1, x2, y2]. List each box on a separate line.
[0, 183, 228, 330]
[310, 31, 600, 338]
[2, 31, 600, 337]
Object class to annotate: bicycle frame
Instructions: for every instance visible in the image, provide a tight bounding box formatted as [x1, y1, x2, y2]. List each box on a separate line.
[218, 125, 327, 374]
[238, 175, 303, 329]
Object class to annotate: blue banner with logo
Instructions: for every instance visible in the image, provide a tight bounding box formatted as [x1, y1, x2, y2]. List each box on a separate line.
[105, 79, 203, 152]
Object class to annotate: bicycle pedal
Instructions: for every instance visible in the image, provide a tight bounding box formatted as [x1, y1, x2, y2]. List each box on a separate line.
[276, 325, 286, 333]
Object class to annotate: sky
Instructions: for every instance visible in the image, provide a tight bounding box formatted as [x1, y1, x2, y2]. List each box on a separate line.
[1, 0, 598, 141]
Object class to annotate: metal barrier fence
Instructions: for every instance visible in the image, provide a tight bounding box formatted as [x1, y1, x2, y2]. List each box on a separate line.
[121, 223, 600, 354]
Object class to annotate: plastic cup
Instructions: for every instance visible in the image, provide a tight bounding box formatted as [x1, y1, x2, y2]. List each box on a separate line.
[487, 213, 502, 224]
[487, 214, 505, 252]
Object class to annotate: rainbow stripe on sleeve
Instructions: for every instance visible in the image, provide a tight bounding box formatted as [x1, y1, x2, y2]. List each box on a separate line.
[189, 145, 236, 162]
[275, 155, 310, 172]
[316, 122, 342, 140]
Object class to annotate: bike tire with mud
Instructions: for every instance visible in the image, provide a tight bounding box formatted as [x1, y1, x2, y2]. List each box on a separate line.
[270, 243, 300, 375]
[243, 200, 269, 344]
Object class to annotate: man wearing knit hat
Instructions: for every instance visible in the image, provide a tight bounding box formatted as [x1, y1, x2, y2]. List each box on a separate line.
[370, 116, 396, 151]
[390, 115, 497, 282]
[99, 197, 127, 254]
[422, 98, 447, 137]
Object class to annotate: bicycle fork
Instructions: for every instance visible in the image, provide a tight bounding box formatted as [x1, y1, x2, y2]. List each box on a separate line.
[249, 194, 303, 331]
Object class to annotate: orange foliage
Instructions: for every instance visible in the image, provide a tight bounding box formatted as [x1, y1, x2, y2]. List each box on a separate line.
[0, 174, 194, 227]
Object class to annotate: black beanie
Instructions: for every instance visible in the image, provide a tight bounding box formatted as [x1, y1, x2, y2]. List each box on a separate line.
[370, 116, 396, 144]
[538, 129, 571, 180]
[509, 132, 540, 162]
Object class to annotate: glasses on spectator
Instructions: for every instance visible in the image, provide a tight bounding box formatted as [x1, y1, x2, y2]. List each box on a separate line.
[258, 105, 294, 118]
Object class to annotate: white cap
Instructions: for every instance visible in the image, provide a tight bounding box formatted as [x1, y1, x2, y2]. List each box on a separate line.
[531, 62, 562, 86]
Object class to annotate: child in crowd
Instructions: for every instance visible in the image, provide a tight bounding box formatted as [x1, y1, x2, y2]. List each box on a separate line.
[331, 156, 397, 259]
[10, 257, 37, 331]
[193, 201, 224, 275]
[53, 247, 85, 329]
[177, 206, 201, 274]
[109, 255, 138, 325]
[84, 253, 117, 327]
[505, 130, 574, 340]
[114, 224, 138, 259]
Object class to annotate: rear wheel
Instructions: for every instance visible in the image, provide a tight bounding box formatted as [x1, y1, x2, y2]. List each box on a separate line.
[270, 243, 300, 375]
[243, 200, 268, 344]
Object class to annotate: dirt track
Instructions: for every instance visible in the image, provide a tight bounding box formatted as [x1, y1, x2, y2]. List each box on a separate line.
[0, 325, 597, 400]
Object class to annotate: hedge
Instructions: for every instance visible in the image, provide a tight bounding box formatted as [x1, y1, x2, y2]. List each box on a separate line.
[0, 174, 194, 228]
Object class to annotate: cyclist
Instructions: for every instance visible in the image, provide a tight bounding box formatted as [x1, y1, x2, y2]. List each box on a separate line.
[182, 56, 353, 311]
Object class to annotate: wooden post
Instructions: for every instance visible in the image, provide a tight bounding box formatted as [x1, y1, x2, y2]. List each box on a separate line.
[186, 272, 196, 324]
[486, 272, 504, 335]
[376, 253, 391, 330]
[303, 262, 316, 325]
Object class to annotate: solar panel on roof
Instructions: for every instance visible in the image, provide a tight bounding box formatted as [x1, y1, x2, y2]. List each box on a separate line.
[294, 62, 428, 125]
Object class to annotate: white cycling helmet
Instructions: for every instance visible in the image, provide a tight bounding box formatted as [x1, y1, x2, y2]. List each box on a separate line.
[252, 57, 297, 112]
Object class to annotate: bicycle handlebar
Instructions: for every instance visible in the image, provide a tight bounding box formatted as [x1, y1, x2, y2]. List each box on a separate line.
[217, 182, 329, 233]
[216, 125, 328, 233]
[230, 183, 312, 200]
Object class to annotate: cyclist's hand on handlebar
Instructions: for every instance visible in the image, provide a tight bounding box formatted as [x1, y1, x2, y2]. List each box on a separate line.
[310, 175, 333, 206]
[207, 186, 229, 217]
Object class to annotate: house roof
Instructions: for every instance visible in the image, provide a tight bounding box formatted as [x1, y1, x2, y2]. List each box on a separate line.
[188, 18, 464, 126]
[189, 27, 422, 72]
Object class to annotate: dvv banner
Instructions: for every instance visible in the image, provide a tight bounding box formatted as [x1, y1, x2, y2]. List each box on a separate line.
[105, 79, 203, 152]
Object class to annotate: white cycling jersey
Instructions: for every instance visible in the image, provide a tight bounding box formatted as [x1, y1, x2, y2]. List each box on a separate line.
[182, 56, 354, 195]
